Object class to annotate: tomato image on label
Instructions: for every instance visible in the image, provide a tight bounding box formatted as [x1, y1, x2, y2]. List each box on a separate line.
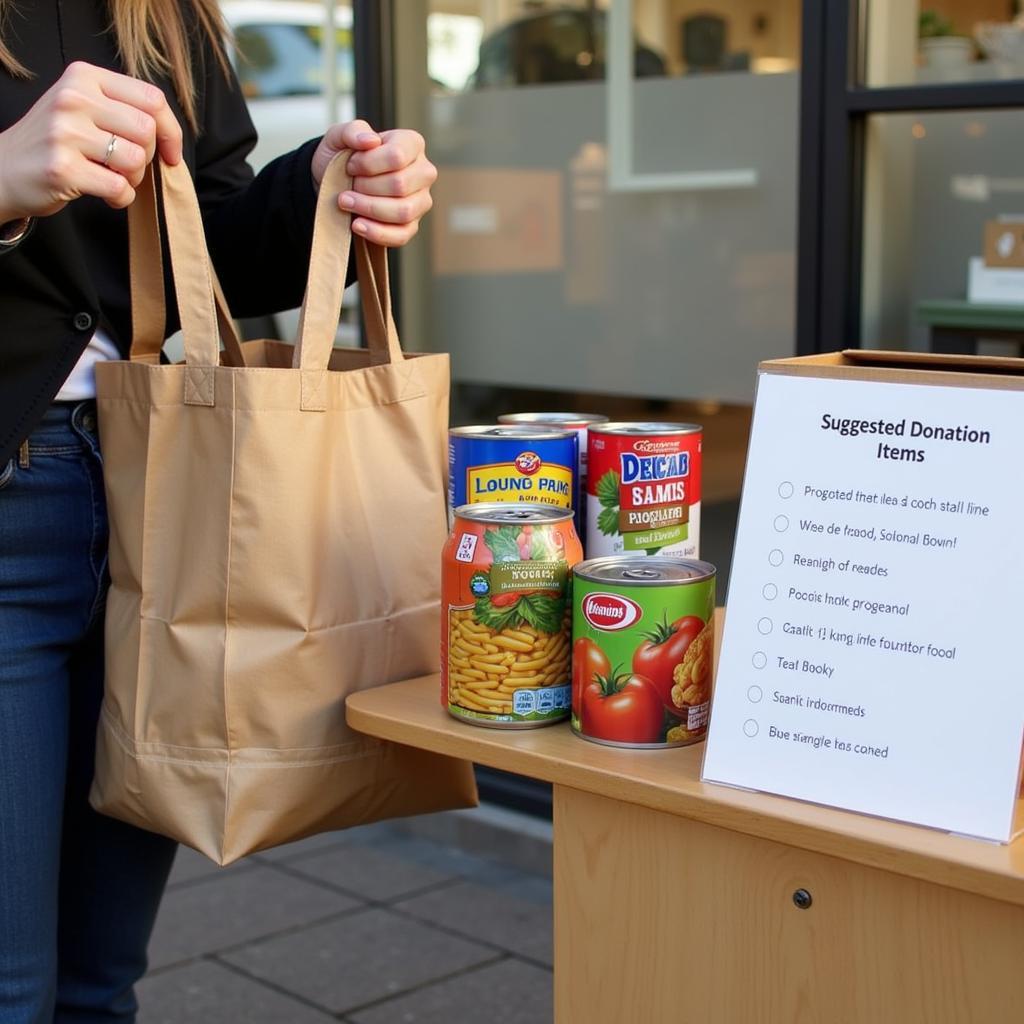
[632, 614, 706, 716]
[581, 670, 664, 744]
[571, 637, 611, 720]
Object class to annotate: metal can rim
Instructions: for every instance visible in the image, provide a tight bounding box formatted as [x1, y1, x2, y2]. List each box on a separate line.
[450, 424, 576, 441]
[573, 555, 716, 585]
[497, 412, 609, 428]
[454, 502, 576, 525]
[588, 422, 702, 436]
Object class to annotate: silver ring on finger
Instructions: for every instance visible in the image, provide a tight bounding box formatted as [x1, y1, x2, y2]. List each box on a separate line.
[103, 133, 119, 167]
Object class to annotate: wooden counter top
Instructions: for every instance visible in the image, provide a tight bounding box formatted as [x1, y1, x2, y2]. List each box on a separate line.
[347, 673, 1024, 907]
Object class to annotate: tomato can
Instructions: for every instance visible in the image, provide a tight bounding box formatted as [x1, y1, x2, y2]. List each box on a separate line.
[586, 423, 702, 559]
[449, 426, 579, 516]
[442, 503, 584, 728]
[572, 556, 716, 748]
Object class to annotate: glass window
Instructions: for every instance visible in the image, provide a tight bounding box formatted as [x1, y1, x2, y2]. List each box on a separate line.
[860, 108, 1024, 356]
[863, 1, 1024, 87]
[234, 23, 354, 99]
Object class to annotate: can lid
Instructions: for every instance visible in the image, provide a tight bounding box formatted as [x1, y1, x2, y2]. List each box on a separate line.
[574, 556, 716, 585]
[450, 425, 575, 441]
[455, 502, 576, 525]
[589, 422, 702, 436]
[497, 412, 609, 427]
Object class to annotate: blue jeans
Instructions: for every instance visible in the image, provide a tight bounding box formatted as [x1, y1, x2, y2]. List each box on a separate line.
[0, 402, 178, 1023]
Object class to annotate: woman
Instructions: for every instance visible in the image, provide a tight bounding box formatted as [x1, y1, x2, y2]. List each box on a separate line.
[0, 3, 436, 1020]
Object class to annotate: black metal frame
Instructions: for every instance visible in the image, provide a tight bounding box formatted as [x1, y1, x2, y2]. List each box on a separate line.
[353, 0, 401, 333]
[796, 0, 1024, 355]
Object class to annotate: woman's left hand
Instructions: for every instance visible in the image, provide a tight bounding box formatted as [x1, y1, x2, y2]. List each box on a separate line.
[311, 120, 436, 247]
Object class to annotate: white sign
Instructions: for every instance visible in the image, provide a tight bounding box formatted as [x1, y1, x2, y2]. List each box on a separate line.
[703, 371, 1024, 841]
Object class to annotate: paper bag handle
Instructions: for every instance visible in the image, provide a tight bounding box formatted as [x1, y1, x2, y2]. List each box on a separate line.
[290, 150, 404, 376]
[126, 160, 247, 382]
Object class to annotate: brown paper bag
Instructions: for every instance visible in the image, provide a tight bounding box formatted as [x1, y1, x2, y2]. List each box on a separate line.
[90, 152, 477, 865]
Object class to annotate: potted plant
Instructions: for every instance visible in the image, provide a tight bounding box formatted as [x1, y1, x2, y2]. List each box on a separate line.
[919, 10, 974, 71]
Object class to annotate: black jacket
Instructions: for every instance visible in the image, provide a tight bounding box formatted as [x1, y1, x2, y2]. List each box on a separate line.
[0, 1, 323, 465]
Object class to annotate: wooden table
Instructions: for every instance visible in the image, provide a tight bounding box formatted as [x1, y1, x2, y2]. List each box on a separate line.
[917, 298, 1024, 355]
[347, 634, 1024, 1022]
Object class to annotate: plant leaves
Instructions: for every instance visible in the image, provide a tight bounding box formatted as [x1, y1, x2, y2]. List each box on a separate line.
[474, 592, 565, 635]
[518, 592, 565, 635]
[595, 469, 620, 509]
[597, 505, 620, 537]
[484, 525, 522, 563]
[474, 595, 524, 631]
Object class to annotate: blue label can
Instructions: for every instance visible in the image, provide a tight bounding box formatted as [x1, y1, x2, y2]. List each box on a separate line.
[449, 426, 579, 526]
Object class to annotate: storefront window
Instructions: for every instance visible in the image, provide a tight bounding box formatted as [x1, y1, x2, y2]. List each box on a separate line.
[860, 108, 1024, 355]
[862, 0, 1024, 87]
[389, 0, 804, 586]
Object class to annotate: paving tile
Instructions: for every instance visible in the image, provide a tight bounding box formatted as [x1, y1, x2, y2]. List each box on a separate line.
[220, 907, 498, 1015]
[287, 843, 456, 902]
[348, 958, 553, 1024]
[254, 822, 400, 863]
[167, 845, 250, 888]
[137, 960, 333, 1024]
[149, 865, 362, 969]
[395, 880, 553, 966]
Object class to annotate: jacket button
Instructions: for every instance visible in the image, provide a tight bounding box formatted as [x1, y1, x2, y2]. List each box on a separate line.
[73, 311, 94, 332]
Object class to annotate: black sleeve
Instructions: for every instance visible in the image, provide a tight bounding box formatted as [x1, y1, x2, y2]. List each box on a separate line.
[192, 41, 325, 318]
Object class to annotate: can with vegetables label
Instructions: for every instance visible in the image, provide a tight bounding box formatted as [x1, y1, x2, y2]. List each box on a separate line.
[449, 426, 578, 515]
[443, 504, 583, 728]
[587, 423, 701, 559]
[572, 557, 716, 748]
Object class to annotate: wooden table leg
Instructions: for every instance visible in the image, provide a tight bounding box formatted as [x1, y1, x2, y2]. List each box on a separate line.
[552, 785, 1024, 1023]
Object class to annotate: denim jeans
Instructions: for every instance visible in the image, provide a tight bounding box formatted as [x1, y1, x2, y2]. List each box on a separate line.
[0, 402, 178, 1023]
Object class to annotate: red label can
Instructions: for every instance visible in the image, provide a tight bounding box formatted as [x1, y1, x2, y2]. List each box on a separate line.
[586, 423, 702, 559]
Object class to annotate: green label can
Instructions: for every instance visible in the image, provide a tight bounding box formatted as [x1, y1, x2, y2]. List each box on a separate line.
[572, 557, 716, 747]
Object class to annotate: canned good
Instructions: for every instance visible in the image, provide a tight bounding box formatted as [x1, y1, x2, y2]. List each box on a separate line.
[497, 413, 608, 545]
[442, 503, 584, 728]
[586, 423, 702, 559]
[572, 556, 716, 747]
[449, 426, 579, 516]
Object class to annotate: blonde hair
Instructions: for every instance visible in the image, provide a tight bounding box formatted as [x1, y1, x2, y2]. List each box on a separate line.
[0, 0, 230, 133]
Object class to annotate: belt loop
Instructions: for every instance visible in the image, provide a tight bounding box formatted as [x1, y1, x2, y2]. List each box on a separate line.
[18, 439, 30, 469]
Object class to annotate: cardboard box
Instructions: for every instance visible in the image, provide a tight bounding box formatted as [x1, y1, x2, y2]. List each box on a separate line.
[704, 349, 1024, 842]
[967, 256, 1024, 304]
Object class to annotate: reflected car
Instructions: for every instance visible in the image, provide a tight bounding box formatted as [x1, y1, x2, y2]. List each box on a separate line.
[221, 1, 355, 170]
[467, 7, 666, 89]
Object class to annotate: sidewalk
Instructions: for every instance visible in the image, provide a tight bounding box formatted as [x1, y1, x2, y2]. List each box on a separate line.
[138, 810, 553, 1023]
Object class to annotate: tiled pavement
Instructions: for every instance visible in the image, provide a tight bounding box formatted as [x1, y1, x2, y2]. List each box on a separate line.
[137, 812, 554, 1023]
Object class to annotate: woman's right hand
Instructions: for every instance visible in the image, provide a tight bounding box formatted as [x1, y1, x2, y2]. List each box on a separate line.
[0, 61, 183, 224]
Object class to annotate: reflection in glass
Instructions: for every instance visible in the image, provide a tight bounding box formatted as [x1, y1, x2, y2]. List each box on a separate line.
[863, 1, 1024, 87]
[861, 110, 1024, 356]
[428, 0, 800, 90]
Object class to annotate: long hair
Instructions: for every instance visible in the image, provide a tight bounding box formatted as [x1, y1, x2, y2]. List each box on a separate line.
[0, 0, 230, 133]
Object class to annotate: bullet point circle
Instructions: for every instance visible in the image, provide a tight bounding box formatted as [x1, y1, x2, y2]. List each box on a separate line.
[778, 481, 794, 499]
[747, 685, 763, 703]
[743, 719, 760, 738]
[757, 617, 773, 635]
[768, 549, 784, 567]
[774, 515, 790, 533]
[752, 651, 767, 669]
[762, 583, 778, 601]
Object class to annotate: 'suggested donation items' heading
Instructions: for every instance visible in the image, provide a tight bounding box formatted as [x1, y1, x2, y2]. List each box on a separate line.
[820, 414, 991, 463]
